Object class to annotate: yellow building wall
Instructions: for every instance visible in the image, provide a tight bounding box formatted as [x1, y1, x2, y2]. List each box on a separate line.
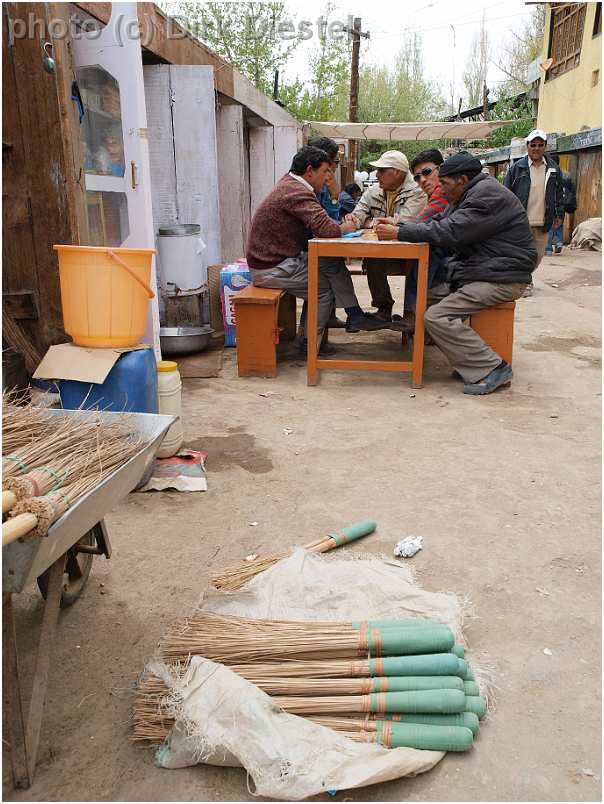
[537, 3, 602, 135]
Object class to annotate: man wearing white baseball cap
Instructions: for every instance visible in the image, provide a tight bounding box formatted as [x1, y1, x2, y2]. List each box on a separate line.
[345, 149, 425, 322]
[504, 129, 564, 296]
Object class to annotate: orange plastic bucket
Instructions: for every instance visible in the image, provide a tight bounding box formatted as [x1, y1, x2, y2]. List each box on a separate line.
[53, 245, 156, 348]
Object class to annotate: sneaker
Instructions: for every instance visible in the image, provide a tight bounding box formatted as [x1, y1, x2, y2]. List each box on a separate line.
[347, 315, 392, 332]
[390, 312, 415, 332]
[463, 361, 513, 395]
[366, 308, 393, 322]
[326, 315, 346, 329]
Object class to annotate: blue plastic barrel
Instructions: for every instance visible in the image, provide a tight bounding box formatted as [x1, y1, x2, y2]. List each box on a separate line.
[58, 349, 158, 413]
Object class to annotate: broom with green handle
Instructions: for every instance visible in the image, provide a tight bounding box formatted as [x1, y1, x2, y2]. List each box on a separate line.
[272, 688, 467, 715]
[360, 711, 480, 736]
[209, 519, 377, 591]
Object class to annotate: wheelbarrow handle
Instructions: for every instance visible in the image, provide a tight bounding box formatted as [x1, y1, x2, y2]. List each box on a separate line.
[2, 513, 37, 546]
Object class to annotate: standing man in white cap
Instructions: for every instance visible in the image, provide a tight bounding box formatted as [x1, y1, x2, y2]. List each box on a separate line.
[346, 150, 426, 322]
[504, 129, 564, 296]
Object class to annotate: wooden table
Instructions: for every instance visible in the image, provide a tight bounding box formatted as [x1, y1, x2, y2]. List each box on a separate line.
[307, 234, 430, 388]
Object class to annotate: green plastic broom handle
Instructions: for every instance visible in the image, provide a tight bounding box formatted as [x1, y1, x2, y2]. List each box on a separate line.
[368, 627, 454, 656]
[327, 519, 376, 546]
[368, 689, 466, 714]
[377, 721, 474, 752]
[369, 675, 464, 693]
[451, 644, 465, 658]
[377, 712, 480, 736]
[369, 653, 460, 677]
[464, 695, 487, 718]
[456, 658, 468, 677]
[463, 680, 480, 696]
[352, 618, 444, 629]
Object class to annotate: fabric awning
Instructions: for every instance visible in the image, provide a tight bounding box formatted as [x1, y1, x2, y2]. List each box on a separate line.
[305, 120, 511, 141]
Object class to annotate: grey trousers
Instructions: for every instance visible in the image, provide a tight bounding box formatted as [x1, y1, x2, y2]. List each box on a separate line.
[424, 281, 527, 383]
[531, 226, 549, 268]
[250, 253, 359, 333]
[363, 258, 408, 311]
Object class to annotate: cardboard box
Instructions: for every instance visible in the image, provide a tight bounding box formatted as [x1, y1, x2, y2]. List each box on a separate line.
[33, 342, 151, 384]
[220, 262, 251, 347]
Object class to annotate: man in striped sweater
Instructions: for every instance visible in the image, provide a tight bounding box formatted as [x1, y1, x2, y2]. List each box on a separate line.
[246, 146, 388, 355]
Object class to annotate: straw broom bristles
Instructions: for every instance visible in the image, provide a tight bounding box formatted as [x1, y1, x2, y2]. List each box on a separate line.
[209, 520, 376, 591]
[157, 612, 453, 663]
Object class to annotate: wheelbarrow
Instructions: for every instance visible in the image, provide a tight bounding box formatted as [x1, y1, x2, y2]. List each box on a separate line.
[2, 410, 176, 790]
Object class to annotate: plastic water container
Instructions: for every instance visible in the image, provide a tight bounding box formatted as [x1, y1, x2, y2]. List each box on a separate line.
[58, 349, 159, 413]
[156, 360, 184, 458]
[157, 224, 207, 293]
[53, 245, 156, 348]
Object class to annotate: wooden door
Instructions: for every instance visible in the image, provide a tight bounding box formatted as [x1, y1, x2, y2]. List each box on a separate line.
[575, 149, 602, 228]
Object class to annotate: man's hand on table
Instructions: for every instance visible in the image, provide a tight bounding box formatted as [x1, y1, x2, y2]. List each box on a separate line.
[375, 220, 399, 240]
[372, 216, 395, 227]
[340, 217, 358, 234]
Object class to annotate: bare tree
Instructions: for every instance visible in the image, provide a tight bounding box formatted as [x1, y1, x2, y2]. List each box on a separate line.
[462, 13, 490, 107]
[494, 6, 547, 96]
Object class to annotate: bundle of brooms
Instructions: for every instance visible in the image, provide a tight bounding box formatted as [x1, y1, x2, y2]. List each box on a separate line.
[133, 613, 487, 753]
[209, 519, 377, 591]
[2, 397, 144, 545]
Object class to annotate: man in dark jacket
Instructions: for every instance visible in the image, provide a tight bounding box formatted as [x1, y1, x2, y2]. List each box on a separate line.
[504, 129, 564, 294]
[376, 152, 536, 395]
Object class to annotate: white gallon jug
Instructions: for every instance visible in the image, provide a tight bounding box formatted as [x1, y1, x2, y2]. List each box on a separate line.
[156, 360, 184, 458]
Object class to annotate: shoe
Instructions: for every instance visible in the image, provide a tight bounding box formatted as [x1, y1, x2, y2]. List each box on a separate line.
[326, 315, 346, 329]
[347, 315, 392, 332]
[521, 284, 533, 298]
[553, 244, 563, 254]
[463, 361, 513, 395]
[299, 340, 337, 357]
[390, 312, 415, 332]
[366, 308, 393, 322]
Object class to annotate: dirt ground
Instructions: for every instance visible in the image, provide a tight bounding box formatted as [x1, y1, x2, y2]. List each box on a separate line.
[4, 248, 602, 802]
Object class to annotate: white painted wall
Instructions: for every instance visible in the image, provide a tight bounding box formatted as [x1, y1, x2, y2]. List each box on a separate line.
[144, 64, 221, 270]
[216, 103, 250, 262]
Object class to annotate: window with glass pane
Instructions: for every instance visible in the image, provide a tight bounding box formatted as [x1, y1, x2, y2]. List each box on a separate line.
[76, 66, 126, 177]
[86, 191, 130, 246]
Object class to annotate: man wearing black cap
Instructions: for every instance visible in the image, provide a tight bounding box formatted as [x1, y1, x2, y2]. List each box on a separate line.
[376, 152, 537, 395]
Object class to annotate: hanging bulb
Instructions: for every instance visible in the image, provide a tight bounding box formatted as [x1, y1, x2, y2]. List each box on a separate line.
[42, 42, 55, 74]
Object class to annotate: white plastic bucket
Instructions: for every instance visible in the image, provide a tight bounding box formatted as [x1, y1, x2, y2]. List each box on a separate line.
[156, 360, 184, 458]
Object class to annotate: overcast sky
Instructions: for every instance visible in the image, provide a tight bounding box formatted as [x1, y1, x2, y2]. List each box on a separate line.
[280, 0, 536, 114]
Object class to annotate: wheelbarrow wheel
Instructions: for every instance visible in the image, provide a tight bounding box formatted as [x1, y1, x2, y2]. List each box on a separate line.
[37, 529, 95, 608]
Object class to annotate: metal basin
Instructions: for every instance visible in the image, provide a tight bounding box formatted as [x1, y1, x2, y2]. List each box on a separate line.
[160, 325, 214, 356]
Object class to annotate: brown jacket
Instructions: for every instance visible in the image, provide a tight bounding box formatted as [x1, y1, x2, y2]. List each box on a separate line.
[246, 175, 341, 271]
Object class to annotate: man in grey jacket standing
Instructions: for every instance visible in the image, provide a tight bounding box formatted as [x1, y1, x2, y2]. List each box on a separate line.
[503, 129, 564, 296]
[376, 153, 536, 395]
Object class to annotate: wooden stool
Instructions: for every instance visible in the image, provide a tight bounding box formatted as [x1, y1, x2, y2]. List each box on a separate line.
[233, 286, 297, 377]
[469, 301, 516, 365]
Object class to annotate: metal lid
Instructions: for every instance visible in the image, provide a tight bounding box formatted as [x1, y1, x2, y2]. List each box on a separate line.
[158, 224, 201, 237]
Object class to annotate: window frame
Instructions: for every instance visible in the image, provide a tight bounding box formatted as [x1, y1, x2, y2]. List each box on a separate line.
[546, 3, 587, 80]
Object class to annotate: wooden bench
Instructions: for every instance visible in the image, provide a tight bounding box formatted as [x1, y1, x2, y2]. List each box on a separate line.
[469, 301, 516, 365]
[233, 286, 297, 377]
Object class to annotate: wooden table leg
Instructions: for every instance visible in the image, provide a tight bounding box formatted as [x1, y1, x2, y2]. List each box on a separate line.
[307, 244, 319, 386]
[3, 594, 31, 789]
[411, 255, 428, 389]
[24, 556, 64, 785]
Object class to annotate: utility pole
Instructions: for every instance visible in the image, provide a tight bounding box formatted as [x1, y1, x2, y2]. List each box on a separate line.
[345, 17, 370, 183]
[482, 82, 490, 120]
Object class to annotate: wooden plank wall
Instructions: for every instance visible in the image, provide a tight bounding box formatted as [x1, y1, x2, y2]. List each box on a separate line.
[575, 149, 602, 227]
[249, 126, 276, 218]
[216, 103, 250, 263]
[2, 3, 86, 351]
[143, 65, 221, 269]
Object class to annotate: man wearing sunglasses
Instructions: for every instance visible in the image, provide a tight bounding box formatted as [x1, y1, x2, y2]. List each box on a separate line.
[375, 152, 536, 395]
[387, 149, 449, 332]
[504, 129, 564, 297]
[344, 149, 426, 323]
